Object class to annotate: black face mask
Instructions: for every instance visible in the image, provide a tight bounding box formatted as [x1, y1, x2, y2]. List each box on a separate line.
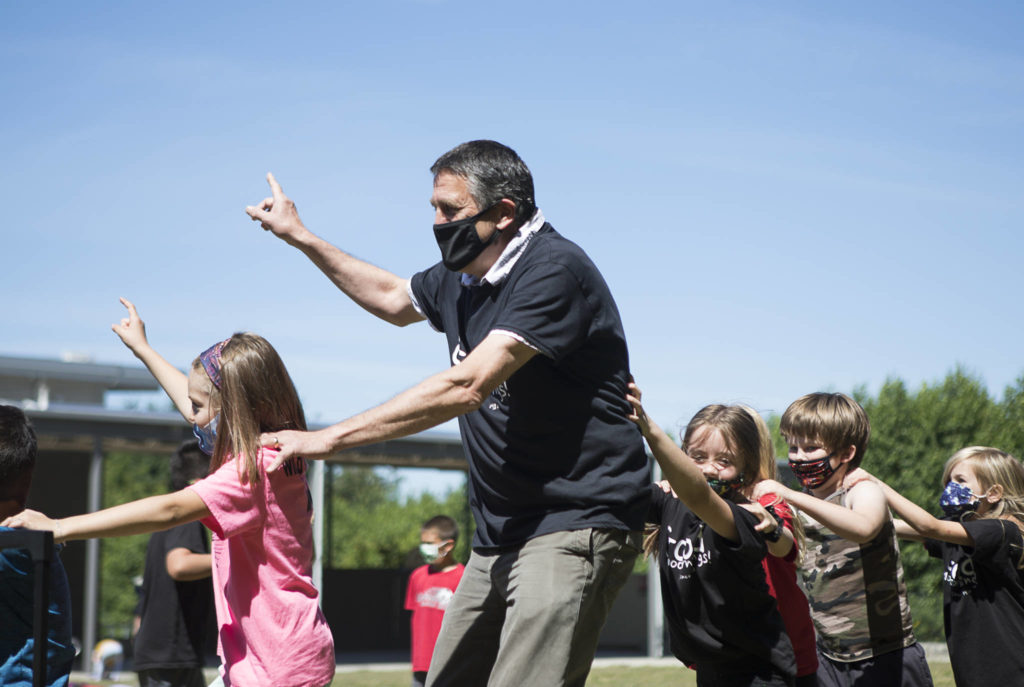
[433, 205, 500, 272]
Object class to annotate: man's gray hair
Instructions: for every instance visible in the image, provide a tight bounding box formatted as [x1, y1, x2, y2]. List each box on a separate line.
[431, 140, 537, 224]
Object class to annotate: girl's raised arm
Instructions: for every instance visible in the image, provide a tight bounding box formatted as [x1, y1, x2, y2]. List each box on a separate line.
[0, 490, 210, 544]
[111, 298, 192, 422]
[846, 468, 973, 546]
[627, 382, 739, 542]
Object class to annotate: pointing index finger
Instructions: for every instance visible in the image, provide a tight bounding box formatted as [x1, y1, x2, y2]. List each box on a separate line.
[119, 297, 139, 318]
[266, 172, 285, 201]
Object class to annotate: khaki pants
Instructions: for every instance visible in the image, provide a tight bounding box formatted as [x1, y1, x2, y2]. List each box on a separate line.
[425, 527, 641, 687]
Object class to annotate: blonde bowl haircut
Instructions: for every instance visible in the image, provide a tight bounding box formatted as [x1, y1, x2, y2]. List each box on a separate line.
[779, 392, 870, 470]
[200, 333, 307, 485]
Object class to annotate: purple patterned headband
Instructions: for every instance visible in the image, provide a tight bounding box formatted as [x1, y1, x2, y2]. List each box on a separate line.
[198, 338, 231, 388]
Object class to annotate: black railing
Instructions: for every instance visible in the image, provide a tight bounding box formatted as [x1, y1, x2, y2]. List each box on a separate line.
[0, 529, 53, 687]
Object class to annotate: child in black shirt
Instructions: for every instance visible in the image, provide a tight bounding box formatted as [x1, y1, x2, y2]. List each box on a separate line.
[628, 385, 796, 687]
[853, 447, 1024, 687]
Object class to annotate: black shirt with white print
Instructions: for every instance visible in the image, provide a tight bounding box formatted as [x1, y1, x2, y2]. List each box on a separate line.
[924, 517, 1024, 687]
[648, 485, 796, 679]
[409, 219, 650, 549]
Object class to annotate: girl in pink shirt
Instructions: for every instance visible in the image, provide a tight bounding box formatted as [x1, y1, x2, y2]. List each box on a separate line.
[2, 299, 335, 687]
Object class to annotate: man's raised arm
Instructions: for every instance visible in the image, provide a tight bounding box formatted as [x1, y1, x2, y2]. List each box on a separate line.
[246, 173, 424, 327]
[261, 332, 538, 471]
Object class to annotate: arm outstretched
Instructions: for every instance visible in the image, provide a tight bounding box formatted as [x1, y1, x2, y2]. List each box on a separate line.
[751, 477, 890, 544]
[627, 382, 739, 542]
[245, 173, 424, 326]
[846, 468, 973, 546]
[1, 490, 211, 544]
[262, 331, 538, 470]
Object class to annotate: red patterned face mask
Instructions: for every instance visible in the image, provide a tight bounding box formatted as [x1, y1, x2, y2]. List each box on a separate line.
[788, 453, 837, 489]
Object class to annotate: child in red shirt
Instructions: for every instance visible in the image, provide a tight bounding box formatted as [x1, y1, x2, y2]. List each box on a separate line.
[405, 515, 464, 687]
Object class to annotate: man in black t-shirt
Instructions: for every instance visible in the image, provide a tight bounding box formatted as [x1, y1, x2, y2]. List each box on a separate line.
[246, 140, 650, 687]
[133, 441, 213, 687]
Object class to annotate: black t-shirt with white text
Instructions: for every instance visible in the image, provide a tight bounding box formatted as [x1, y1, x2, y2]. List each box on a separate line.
[410, 223, 650, 548]
[648, 485, 795, 678]
[924, 517, 1024, 687]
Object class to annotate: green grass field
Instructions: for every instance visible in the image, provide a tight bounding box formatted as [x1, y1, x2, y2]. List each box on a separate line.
[76, 660, 956, 686]
[331, 662, 957, 687]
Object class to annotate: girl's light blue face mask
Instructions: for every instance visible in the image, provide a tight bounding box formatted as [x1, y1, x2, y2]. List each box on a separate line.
[193, 337, 229, 457]
[192, 414, 219, 456]
[939, 481, 980, 518]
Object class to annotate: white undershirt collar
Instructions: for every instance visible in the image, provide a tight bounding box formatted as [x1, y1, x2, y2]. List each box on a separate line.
[460, 209, 546, 288]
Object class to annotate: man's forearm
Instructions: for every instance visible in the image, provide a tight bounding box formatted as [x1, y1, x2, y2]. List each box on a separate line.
[319, 370, 484, 454]
[319, 333, 535, 454]
[289, 231, 420, 326]
[264, 332, 537, 468]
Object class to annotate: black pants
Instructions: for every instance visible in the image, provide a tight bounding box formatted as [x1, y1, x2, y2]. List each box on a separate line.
[137, 667, 206, 687]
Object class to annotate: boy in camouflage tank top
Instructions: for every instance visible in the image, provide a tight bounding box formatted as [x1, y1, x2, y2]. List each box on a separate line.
[751, 393, 933, 687]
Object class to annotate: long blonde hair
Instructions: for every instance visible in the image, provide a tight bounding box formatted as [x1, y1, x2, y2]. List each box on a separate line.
[739, 404, 806, 561]
[196, 333, 306, 484]
[943, 446, 1024, 568]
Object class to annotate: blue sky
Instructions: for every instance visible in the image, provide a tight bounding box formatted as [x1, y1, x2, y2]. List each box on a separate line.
[3, 2, 1023, 496]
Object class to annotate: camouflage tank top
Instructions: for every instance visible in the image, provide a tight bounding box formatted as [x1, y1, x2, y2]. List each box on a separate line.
[798, 487, 917, 662]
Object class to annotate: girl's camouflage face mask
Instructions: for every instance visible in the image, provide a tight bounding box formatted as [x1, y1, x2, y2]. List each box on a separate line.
[706, 475, 744, 498]
[939, 481, 980, 518]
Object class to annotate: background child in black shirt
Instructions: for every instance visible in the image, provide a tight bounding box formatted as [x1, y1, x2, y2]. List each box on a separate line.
[852, 447, 1024, 687]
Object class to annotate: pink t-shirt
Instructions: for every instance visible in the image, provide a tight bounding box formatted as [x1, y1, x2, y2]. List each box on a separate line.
[188, 448, 335, 687]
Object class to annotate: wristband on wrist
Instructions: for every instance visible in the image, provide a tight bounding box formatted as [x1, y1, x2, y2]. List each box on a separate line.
[762, 504, 784, 543]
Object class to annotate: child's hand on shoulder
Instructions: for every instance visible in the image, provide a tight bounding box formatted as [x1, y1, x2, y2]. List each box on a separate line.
[844, 468, 876, 490]
[739, 502, 779, 535]
[655, 479, 677, 498]
[1, 509, 63, 542]
[625, 380, 651, 434]
[111, 297, 150, 353]
[751, 479, 789, 502]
